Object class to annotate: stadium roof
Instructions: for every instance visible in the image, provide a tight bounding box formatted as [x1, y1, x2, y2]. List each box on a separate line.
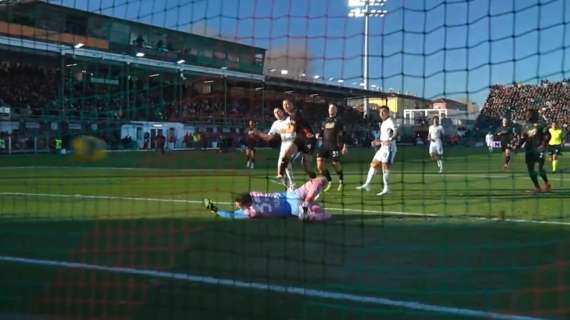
[0, 0, 264, 53]
[265, 76, 386, 99]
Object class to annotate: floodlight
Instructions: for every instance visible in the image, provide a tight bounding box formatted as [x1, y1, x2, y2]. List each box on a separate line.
[348, 0, 365, 8]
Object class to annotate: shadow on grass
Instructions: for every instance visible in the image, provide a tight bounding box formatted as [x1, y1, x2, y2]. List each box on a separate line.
[1, 215, 569, 320]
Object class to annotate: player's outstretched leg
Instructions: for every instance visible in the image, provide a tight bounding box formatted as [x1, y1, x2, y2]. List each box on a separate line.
[278, 155, 290, 178]
[245, 149, 251, 168]
[526, 162, 541, 193]
[376, 163, 391, 196]
[538, 157, 552, 192]
[356, 162, 378, 192]
[294, 177, 328, 203]
[271, 155, 291, 187]
[285, 164, 296, 190]
[504, 149, 512, 170]
[299, 203, 331, 222]
[322, 169, 333, 192]
[551, 150, 559, 173]
[316, 156, 332, 192]
[302, 154, 317, 179]
[332, 161, 344, 191]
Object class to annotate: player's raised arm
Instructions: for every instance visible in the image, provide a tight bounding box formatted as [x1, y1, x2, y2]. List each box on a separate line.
[203, 198, 252, 219]
[255, 129, 278, 143]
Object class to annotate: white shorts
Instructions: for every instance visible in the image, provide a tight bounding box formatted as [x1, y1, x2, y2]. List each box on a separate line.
[429, 140, 443, 155]
[373, 145, 397, 165]
[279, 141, 295, 160]
[277, 141, 296, 173]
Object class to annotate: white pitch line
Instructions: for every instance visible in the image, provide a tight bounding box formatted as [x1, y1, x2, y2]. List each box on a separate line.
[0, 166, 243, 172]
[0, 166, 540, 178]
[1, 192, 570, 226]
[345, 172, 509, 179]
[3, 166, 568, 181]
[0, 192, 432, 217]
[0, 255, 544, 320]
[0, 192, 197, 204]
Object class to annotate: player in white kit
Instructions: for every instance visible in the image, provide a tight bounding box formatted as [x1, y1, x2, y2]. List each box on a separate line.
[428, 116, 445, 173]
[485, 132, 494, 153]
[254, 107, 297, 189]
[356, 106, 397, 196]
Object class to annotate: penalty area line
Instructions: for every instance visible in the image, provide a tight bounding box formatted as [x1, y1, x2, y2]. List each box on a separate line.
[0, 255, 544, 320]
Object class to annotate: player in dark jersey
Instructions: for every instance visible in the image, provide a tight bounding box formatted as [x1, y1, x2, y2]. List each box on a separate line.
[316, 104, 348, 192]
[279, 99, 317, 180]
[496, 118, 516, 170]
[517, 109, 552, 193]
[244, 120, 258, 169]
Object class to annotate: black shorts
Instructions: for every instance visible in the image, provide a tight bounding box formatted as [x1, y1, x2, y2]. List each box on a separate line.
[501, 143, 513, 151]
[294, 137, 316, 154]
[548, 145, 563, 156]
[525, 151, 545, 165]
[316, 146, 341, 162]
[245, 144, 256, 151]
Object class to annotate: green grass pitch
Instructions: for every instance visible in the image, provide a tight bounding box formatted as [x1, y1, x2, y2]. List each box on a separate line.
[0, 146, 568, 319]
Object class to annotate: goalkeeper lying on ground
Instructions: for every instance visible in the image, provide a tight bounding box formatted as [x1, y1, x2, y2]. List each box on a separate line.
[203, 177, 331, 221]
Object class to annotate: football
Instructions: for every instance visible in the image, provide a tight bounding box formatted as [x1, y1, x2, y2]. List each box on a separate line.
[71, 135, 107, 162]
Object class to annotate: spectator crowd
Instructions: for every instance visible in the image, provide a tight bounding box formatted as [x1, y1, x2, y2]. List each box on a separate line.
[478, 81, 570, 129]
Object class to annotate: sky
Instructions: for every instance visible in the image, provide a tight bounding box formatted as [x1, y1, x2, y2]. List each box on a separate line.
[50, 0, 570, 107]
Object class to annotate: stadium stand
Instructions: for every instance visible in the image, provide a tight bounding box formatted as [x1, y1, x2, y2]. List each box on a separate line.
[478, 81, 570, 129]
